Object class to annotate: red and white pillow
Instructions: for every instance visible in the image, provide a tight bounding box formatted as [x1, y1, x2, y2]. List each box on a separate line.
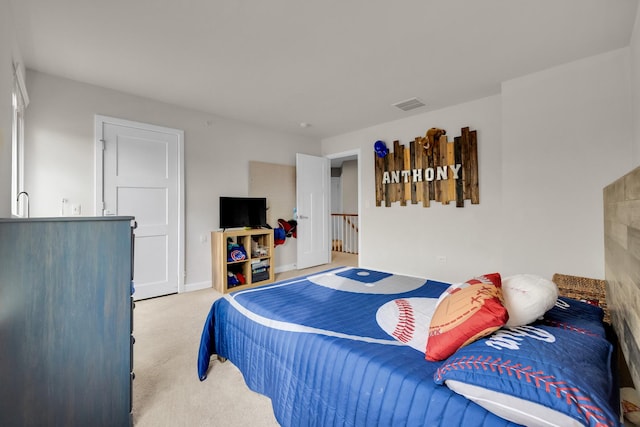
[377, 272, 559, 361]
[425, 273, 508, 361]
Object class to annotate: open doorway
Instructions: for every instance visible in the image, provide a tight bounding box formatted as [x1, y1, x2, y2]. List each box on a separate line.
[327, 150, 360, 267]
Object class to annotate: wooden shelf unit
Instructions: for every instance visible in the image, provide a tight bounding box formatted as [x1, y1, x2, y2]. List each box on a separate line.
[212, 228, 275, 293]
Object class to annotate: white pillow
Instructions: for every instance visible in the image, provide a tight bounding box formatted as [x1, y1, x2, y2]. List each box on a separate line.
[502, 274, 558, 327]
[445, 380, 583, 427]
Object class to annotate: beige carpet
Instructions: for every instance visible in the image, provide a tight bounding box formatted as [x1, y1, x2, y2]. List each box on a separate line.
[132, 252, 358, 426]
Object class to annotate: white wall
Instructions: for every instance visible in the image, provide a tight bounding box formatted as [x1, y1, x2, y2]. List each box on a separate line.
[23, 70, 320, 287]
[323, 49, 634, 282]
[323, 95, 503, 283]
[502, 48, 632, 279]
[17, 9, 640, 287]
[0, 0, 19, 217]
[331, 176, 342, 213]
[341, 160, 358, 214]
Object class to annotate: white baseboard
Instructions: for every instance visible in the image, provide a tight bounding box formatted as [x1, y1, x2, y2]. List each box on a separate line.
[183, 280, 212, 293]
[183, 265, 296, 292]
[275, 263, 296, 274]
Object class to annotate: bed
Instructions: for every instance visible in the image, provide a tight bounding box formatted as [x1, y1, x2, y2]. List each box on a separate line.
[197, 267, 621, 427]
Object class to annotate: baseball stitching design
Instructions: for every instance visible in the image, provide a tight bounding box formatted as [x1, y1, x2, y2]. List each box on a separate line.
[392, 299, 415, 343]
[542, 319, 600, 337]
[435, 355, 614, 427]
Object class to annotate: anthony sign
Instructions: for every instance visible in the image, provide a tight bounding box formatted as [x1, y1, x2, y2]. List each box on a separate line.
[374, 127, 479, 208]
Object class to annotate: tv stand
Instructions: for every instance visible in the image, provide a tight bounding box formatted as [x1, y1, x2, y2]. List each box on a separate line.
[211, 228, 275, 293]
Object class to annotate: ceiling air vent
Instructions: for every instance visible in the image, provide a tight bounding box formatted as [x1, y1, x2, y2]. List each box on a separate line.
[392, 97, 426, 112]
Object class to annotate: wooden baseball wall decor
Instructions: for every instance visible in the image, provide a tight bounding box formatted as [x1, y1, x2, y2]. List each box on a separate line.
[374, 127, 479, 208]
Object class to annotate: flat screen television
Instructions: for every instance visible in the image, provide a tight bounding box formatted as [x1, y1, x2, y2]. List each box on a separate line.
[219, 196, 268, 229]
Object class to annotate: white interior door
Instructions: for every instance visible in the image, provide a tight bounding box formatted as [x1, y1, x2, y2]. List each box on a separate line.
[96, 116, 184, 300]
[296, 153, 330, 269]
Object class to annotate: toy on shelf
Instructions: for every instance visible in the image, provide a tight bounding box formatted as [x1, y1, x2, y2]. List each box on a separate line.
[227, 238, 247, 262]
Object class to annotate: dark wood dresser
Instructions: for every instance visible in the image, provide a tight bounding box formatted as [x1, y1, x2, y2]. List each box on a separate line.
[0, 217, 135, 427]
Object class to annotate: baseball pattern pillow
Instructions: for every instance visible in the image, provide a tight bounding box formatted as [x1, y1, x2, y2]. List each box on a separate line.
[376, 297, 439, 353]
[425, 273, 508, 361]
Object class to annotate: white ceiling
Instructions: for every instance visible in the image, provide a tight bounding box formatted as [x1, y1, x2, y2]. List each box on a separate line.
[10, 0, 639, 139]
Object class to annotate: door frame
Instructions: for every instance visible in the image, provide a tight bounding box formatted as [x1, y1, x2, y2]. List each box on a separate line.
[93, 115, 186, 293]
[326, 148, 361, 262]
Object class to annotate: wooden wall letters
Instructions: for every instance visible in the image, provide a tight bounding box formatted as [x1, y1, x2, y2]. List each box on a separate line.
[374, 127, 479, 207]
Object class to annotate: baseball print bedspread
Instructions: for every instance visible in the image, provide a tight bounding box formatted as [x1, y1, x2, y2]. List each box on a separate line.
[197, 267, 619, 427]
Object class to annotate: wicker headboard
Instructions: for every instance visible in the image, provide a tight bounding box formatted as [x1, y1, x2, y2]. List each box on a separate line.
[603, 165, 640, 390]
[552, 273, 610, 324]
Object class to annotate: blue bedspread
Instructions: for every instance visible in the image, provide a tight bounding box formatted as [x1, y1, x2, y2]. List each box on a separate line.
[197, 267, 617, 426]
[198, 268, 519, 426]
